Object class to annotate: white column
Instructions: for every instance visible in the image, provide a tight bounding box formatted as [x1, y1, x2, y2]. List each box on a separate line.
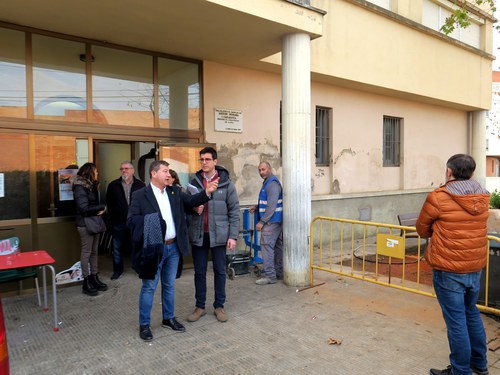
[282, 33, 311, 287]
[471, 110, 487, 187]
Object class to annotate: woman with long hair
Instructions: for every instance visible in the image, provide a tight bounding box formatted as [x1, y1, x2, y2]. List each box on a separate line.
[72, 162, 108, 296]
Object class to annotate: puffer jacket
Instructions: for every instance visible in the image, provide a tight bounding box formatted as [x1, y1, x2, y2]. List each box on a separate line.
[72, 175, 106, 228]
[188, 166, 240, 247]
[416, 179, 490, 273]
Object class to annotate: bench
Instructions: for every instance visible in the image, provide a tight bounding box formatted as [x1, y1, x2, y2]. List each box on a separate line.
[397, 213, 419, 238]
[397, 213, 428, 246]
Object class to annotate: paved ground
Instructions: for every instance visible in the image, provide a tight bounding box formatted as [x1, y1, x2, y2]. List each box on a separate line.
[3, 255, 500, 375]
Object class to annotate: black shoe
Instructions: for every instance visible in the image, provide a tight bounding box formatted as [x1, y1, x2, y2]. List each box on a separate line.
[139, 325, 153, 341]
[430, 366, 452, 375]
[471, 366, 489, 375]
[82, 276, 98, 296]
[89, 273, 108, 291]
[162, 318, 186, 332]
[111, 272, 122, 280]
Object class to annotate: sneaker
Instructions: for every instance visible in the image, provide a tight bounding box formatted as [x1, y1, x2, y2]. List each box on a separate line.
[187, 307, 206, 322]
[430, 366, 452, 375]
[471, 366, 489, 375]
[214, 307, 228, 322]
[255, 277, 277, 285]
[139, 325, 153, 341]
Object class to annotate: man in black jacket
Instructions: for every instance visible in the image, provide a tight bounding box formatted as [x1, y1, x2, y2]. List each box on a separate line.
[106, 161, 145, 280]
[127, 160, 218, 341]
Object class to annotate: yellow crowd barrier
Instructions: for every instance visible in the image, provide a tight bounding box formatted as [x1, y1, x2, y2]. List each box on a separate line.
[309, 216, 499, 316]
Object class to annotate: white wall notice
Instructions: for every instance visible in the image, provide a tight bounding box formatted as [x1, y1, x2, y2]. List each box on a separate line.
[214, 108, 243, 133]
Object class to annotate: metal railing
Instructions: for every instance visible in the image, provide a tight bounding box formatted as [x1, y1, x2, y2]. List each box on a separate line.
[309, 216, 499, 316]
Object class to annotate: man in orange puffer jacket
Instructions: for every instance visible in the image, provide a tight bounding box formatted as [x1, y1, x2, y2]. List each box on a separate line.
[417, 154, 490, 375]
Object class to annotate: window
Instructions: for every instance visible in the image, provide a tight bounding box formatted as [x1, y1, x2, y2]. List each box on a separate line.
[0, 134, 30, 220]
[92, 46, 154, 127]
[367, 0, 391, 10]
[158, 58, 200, 130]
[0, 28, 26, 118]
[315, 106, 331, 166]
[422, 0, 482, 49]
[383, 116, 401, 167]
[32, 35, 87, 122]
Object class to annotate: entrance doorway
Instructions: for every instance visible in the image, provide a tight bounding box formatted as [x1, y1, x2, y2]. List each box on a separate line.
[94, 141, 155, 200]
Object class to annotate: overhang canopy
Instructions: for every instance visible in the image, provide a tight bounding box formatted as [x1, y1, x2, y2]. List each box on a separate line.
[0, 0, 324, 68]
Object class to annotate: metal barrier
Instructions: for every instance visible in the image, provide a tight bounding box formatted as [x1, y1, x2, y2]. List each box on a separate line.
[310, 216, 500, 316]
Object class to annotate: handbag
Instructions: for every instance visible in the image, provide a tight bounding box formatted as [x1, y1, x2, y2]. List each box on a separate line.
[83, 216, 106, 234]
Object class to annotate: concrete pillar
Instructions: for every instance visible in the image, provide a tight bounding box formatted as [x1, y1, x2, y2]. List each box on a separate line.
[471, 110, 487, 187]
[282, 33, 311, 287]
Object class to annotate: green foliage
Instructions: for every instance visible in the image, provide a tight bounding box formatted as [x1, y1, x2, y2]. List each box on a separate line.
[440, 0, 496, 35]
[490, 189, 500, 209]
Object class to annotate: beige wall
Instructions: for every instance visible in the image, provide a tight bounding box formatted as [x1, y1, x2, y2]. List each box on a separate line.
[308, 0, 492, 110]
[203, 61, 469, 202]
[203, 61, 282, 202]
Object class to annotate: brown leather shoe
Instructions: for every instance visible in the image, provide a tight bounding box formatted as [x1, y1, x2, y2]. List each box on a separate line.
[214, 307, 228, 322]
[187, 307, 206, 322]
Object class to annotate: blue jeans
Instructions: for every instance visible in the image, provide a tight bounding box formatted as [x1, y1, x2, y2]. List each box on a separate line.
[138, 242, 180, 326]
[192, 233, 226, 309]
[112, 224, 128, 274]
[433, 270, 487, 375]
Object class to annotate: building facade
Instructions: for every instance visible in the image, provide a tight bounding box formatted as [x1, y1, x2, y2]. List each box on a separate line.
[0, 0, 494, 285]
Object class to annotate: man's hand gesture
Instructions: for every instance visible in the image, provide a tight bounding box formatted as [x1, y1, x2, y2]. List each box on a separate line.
[205, 177, 219, 196]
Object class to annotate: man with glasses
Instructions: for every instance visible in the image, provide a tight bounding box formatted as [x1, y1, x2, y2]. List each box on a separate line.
[187, 147, 240, 323]
[127, 160, 218, 341]
[106, 161, 145, 280]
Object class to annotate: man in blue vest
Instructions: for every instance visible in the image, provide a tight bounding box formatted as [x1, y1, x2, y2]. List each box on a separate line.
[250, 161, 283, 285]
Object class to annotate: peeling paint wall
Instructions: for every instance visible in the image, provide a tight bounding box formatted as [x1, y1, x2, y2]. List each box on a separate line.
[203, 62, 282, 203]
[203, 61, 469, 205]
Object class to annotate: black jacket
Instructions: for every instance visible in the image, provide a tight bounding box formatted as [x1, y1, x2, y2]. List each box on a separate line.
[106, 176, 145, 225]
[72, 175, 106, 228]
[127, 184, 211, 279]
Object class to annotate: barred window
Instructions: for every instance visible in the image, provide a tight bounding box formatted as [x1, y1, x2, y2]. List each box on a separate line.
[315, 106, 331, 166]
[383, 116, 401, 167]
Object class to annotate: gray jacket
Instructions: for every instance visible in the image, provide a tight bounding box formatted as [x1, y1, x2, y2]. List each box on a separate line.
[188, 166, 240, 247]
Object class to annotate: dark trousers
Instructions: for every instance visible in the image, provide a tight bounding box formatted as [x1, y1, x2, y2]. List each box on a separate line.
[112, 224, 129, 274]
[192, 233, 226, 309]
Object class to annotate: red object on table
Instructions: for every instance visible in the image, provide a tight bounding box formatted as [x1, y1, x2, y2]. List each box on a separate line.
[0, 251, 59, 331]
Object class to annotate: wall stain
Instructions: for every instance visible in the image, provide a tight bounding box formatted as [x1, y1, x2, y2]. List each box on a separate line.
[333, 148, 356, 165]
[218, 140, 281, 200]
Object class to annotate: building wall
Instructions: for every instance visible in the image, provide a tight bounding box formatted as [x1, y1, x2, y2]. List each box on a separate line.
[311, 81, 468, 194]
[203, 60, 468, 221]
[307, 0, 492, 110]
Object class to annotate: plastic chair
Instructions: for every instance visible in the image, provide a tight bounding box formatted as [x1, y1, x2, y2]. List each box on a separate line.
[0, 237, 41, 306]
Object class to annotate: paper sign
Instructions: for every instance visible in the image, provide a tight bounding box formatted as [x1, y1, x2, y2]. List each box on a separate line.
[58, 169, 78, 201]
[376, 233, 405, 259]
[214, 108, 243, 133]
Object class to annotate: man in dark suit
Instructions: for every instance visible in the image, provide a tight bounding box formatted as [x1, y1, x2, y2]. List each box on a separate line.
[106, 161, 145, 280]
[127, 160, 219, 341]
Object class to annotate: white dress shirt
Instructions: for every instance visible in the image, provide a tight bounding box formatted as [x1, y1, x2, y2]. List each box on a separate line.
[151, 184, 176, 241]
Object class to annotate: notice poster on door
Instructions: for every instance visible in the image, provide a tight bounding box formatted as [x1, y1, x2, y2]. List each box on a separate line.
[58, 169, 78, 201]
[0, 173, 4, 198]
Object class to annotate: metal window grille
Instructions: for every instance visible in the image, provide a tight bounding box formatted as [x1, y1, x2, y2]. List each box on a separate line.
[383, 116, 401, 167]
[316, 107, 331, 166]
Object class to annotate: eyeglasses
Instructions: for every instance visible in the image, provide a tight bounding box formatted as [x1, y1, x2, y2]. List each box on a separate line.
[199, 158, 213, 163]
[120, 167, 131, 170]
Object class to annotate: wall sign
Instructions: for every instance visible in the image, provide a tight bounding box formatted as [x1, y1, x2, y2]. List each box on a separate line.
[214, 108, 243, 133]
